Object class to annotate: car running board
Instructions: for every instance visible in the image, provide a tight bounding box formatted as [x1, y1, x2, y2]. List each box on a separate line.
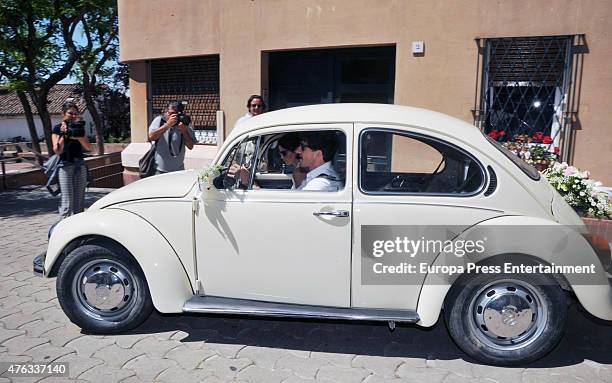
[183, 296, 419, 323]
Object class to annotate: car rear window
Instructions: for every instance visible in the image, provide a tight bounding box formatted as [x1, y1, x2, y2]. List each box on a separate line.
[485, 135, 540, 180]
[359, 129, 486, 195]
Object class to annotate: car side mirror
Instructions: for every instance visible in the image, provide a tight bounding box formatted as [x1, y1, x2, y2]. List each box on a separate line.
[213, 170, 230, 189]
[198, 165, 229, 193]
[213, 168, 249, 190]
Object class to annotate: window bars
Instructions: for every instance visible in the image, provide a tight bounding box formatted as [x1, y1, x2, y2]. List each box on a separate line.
[473, 35, 585, 162]
[149, 55, 220, 140]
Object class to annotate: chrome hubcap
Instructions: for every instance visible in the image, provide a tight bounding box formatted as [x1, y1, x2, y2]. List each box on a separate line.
[73, 259, 136, 319]
[470, 280, 546, 350]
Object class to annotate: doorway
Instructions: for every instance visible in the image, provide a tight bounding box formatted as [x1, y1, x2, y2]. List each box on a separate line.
[266, 45, 396, 111]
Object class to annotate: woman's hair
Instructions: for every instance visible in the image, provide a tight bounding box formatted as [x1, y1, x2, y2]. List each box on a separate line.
[61, 101, 79, 113]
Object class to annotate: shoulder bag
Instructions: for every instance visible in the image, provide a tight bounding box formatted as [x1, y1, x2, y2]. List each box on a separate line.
[139, 140, 157, 178]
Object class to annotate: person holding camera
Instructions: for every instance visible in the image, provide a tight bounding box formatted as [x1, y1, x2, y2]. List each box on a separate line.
[51, 101, 93, 219]
[148, 101, 196, 174]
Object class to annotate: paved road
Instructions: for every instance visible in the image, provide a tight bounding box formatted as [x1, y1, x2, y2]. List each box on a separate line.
[1, 187, 611, 382]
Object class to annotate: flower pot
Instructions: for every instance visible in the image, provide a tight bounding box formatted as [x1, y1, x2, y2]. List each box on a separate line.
[534, 163, 549, 172]
[583, 217, 612, 243]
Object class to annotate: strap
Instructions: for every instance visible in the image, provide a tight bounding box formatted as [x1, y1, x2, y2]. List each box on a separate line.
[147, 117, 165, 144]
[167, 128, 183, 158]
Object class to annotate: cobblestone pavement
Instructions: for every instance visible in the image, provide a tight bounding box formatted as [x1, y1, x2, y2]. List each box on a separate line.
[1, 187, 611, 383]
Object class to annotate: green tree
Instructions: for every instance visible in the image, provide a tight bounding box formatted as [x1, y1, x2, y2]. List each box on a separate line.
[0, 0, 85, 155]
[77, 0, 118, 155]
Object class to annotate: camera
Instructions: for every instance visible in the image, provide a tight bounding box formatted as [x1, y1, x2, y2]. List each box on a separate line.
[61, 120, 86, 138]
[174, 100, 192, 126]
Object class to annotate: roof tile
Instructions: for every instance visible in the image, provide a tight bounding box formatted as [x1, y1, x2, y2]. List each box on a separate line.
[0, 84, 87, 116]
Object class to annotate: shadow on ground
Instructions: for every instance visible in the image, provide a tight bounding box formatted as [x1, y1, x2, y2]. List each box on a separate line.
[0, 187, 111, 218]
[124, 302, 611, 368]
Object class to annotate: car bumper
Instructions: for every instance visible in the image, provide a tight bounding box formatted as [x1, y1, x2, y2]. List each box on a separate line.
[33, 251, 45, 277]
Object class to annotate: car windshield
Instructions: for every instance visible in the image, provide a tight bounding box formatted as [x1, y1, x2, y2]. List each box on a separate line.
[484, 135, 540, 180]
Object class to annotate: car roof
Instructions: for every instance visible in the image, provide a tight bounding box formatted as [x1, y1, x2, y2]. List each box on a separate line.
[229, 103, 482, 140]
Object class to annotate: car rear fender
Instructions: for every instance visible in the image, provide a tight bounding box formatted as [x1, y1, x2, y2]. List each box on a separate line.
[416, 215, 612, 326]
[45, 208, 193, 313]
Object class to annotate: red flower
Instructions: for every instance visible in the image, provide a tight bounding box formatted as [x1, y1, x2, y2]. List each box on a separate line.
[542, 135, 552, 144]
[498, 130, 506, 137]
[532, 131, 544, 141]
[488, 130, 498, 139]
[554, 146, 560, 154]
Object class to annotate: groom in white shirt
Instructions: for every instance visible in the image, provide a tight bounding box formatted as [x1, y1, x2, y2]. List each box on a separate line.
[294, 131, 342, 192]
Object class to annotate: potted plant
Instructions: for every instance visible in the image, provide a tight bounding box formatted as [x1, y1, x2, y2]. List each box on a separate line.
[527, 145, 555, 171]
[501, 133, 558, 172]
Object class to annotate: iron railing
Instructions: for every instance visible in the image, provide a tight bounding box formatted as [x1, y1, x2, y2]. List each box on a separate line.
[473, 35, 585, 162]
[149, 55, 220, 133]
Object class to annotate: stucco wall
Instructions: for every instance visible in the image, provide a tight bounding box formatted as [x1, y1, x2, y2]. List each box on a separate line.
[0, 111, 94, 142]
[0, 117, 48, 141]
[118, 0, 612, 183]
[127, 61, 149, 144]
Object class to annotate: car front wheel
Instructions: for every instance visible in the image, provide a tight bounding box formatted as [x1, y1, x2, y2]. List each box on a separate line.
[444, 272, 567, 365]
[56, 244, 153, 334]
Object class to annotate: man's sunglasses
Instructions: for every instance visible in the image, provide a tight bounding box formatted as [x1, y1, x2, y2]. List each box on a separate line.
[299, 143, 313, 150]
[250, 104, 263, 108]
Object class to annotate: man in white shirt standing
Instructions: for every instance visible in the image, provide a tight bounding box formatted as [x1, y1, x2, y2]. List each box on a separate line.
[294, 131, 342, 191]
[234, 95, 265, 128]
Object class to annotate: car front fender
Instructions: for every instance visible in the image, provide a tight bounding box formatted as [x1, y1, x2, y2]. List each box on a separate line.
[45, 208, 193, 313]
[416, 215, 612, 326]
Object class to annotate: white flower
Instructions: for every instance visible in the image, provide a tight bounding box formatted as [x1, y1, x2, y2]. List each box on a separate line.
[564, 166, 578, 176]
[198, 164, 224, 190]
[552, 162, 564, 171]
[574, 171, 589, 179]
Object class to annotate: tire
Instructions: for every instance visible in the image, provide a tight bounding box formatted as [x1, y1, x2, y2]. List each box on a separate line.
[56, 244, 154, 334]
[444, 272, 567, 365]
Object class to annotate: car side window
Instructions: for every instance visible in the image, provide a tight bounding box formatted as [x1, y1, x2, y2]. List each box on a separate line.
[218, 136, 260, 189]
[248, 130, 347, 191]
[360, 130, 485, 195]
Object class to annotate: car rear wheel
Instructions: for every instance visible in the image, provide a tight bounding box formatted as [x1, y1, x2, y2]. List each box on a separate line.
[444, 272, 567, 365]
[56, 244, 153, 334]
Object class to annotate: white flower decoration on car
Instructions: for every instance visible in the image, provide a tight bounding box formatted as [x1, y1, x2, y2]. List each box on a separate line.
[198, 164, 224, 190]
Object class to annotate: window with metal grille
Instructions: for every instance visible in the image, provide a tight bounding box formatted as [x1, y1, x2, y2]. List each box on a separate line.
[149, 55, 220, 145]
[473, 35, 585, 161]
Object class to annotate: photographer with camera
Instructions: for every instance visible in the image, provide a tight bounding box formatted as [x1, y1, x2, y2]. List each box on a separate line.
[51, 101, 93, 219]
[148, 101, 196, 174]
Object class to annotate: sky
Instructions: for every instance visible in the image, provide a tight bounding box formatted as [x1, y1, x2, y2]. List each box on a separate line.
[59, 24, 121, 86]
[59, 25, 85, 84]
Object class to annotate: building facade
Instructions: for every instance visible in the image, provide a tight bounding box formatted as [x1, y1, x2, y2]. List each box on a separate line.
[0, 84, 94, 142]
[118, 0, 612, 184]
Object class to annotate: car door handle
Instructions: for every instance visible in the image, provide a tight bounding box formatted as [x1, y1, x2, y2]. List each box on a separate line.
[313, 210, 350, 217]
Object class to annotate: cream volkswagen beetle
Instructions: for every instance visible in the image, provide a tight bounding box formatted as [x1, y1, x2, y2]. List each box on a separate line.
[35, 104, 611, 365]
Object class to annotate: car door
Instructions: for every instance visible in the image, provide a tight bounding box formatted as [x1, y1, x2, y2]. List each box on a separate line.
[195, 124, 352, 307]
[352, 124, 504, 310]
